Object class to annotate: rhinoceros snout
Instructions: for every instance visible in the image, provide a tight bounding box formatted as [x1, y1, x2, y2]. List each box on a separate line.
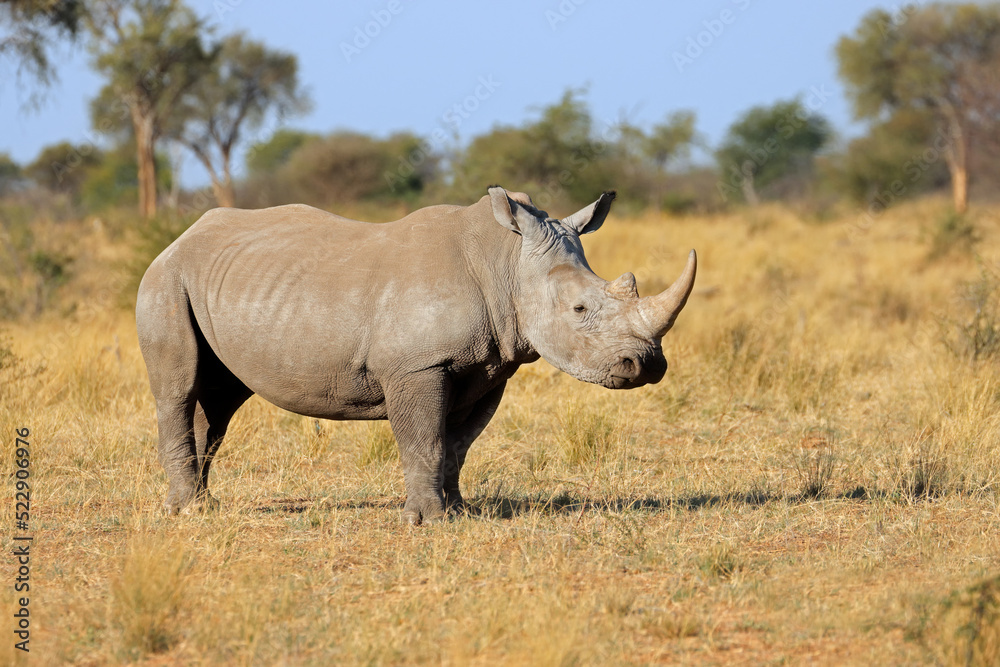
[609, 352, 667, 389]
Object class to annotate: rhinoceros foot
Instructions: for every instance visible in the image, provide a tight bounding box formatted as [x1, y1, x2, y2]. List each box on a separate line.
[402, 494, 447, 526]
[164, 492, 221, 516]
[444, 494, 480, 518]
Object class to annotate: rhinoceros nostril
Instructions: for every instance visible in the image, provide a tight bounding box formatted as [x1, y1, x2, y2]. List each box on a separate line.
[619, 357, 637, 376]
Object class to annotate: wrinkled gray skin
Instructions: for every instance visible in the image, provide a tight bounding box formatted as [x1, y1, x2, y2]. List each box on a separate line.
[136, 187, 696, 524]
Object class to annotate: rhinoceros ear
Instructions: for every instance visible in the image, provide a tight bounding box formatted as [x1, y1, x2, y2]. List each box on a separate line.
[561, 190, 616, 235]
[489, 186, 530, 235]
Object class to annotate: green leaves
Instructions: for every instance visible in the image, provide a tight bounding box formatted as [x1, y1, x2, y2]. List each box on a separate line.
[836, 2, 1000, 213]
[715, 98, 831, 204]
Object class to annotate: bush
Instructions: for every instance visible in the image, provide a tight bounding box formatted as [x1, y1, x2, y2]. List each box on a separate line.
[273, 131, 436, 208]
[928, 211, 979, 261]
[940, 261, 1000, 363]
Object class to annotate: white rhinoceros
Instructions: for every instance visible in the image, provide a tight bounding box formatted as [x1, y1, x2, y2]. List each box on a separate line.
[136, 186, 696, 523]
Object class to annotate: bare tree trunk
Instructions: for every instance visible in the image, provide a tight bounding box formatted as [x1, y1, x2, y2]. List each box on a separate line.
[210, 178, 235, 208]
[741, 171, 760, 206]
[132, 111, 158, 218]
[166, 142, 182, 210]
[951, 164, 968, 214]
[939, 101, 970, 215]
[215, 150, 235, 207]
[189, 144, 236, 208]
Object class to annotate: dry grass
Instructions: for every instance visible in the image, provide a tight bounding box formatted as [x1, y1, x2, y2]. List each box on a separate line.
[2, 197, 1000, 664]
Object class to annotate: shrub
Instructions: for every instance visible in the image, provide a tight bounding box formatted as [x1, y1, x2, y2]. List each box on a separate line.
[928, 211, 978, 261]
[941, 261, 1000, 364]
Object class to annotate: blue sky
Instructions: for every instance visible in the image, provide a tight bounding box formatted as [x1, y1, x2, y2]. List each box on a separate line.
[0, 0, 903, 186]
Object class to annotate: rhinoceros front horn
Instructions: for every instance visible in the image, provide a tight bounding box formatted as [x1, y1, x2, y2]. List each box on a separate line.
[635, 250, 697, 339]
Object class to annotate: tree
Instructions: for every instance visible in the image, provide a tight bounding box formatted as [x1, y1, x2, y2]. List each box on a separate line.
[86, 0, 212, 217]
[450, 89, 618, 209]
[715, 99, 831, 205]
[0, 152, 23, 195]
[0, 0, 82, 95]
[167, 33, 310, 207]
[25, 141, 101, 193]
[644, 110, 697, 171]
[837, 3, 1000, 213]
[835, 108, 947, 206]
[78, 141, 171, 211]
[278, 131, 434, 206]
[246, 129, 318, 175]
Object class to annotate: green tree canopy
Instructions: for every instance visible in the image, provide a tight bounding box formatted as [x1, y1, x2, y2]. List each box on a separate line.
[23, 140, 169, 209]
[835, 108, 948, 206]
[246, 129, 318, 175]
[644, 110, 698, 171]
[25, 141, 102, 193]
[78, 141, 171, 211]
[276, 131, 435, 206]
[715, 98, 831, 205]
[0, 152, 23, 195]
[450, 89, 620, 210]
[837, 3, 1000, 213]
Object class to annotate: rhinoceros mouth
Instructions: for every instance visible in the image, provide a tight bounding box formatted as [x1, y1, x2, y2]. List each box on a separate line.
[606, 374, 642, 390]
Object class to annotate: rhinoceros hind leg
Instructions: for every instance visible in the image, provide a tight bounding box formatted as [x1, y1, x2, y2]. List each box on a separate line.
[137, 272, 242, 516]
[191, 372, 253, 512]
[156, 395, 200, 515]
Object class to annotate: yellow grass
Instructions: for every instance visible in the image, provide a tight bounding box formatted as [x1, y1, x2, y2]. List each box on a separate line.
[2, 198, 1000, 664]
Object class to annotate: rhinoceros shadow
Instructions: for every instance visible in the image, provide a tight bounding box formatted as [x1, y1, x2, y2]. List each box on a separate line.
[250, 487, 872, 519]
[481, 488, 876, 520]
[467, 491, 781, 520]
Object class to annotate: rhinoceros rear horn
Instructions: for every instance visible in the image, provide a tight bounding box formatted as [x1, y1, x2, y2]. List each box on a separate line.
[636, 249, 697, 339]
[561, 191, 616, 235]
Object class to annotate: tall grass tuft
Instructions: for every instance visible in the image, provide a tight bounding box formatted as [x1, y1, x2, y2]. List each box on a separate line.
[356, 421, 398, 468]
[109, 536, 194, 660]
[557, 402, 628, 466]
[792, 427, 838, 498]
[696, 542, 743, 580]
[884, 427, 950, 500]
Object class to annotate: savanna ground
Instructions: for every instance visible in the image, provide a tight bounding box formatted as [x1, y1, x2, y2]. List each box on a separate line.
[2, 199, 1000, 665]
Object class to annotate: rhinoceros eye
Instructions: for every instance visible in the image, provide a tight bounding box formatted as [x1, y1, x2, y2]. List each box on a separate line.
[573, 305, 586, 313]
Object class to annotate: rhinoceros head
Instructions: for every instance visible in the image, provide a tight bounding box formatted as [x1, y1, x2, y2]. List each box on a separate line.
[488, 186, 697, 389]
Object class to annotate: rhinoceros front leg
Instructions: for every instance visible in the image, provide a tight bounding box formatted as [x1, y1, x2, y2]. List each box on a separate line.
[385, 369, 450, 525]
[443, 382, 506, 513]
